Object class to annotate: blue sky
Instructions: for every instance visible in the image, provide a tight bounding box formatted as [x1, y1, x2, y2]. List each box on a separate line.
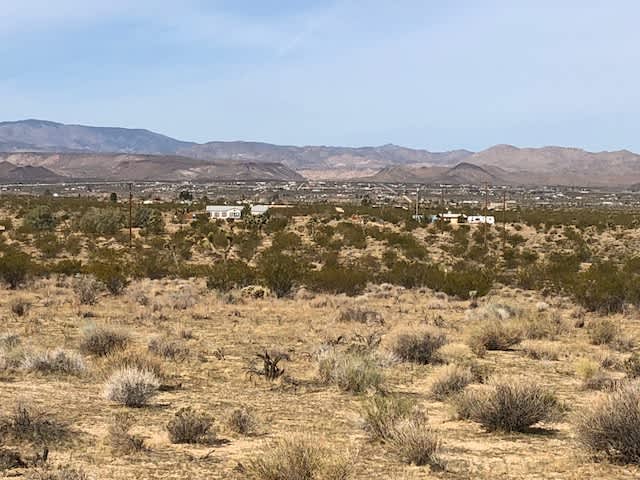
[1, 1, 639, 151]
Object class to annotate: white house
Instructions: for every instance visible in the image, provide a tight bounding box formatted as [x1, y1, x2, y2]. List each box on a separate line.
[467, 215, 495, 225]
[250, 205, 269, 216]
[439, 212, 465, 225]
[206, 205, 243, 220]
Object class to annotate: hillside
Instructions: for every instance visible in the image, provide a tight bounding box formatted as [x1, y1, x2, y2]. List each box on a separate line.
[0, 152, 304, 182]
[0, 161, 64, 183]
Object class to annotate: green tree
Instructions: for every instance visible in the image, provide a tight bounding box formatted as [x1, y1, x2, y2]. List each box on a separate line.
[256, 249, 303, 298]
[24, 205, 57, 231]
[110, 192, 118, 203]
[0, 247, 33, 289]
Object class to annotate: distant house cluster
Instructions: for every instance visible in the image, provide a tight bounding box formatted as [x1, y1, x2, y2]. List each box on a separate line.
[412, 212, 495, 225]
[205, 204, 269, 220]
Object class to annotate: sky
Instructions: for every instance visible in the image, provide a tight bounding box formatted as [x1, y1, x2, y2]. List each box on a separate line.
[1, 0, 639, 152]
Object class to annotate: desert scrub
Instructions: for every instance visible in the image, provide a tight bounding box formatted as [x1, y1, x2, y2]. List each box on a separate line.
[72, 275, 102, 305]
[104, 367, 159, 407]
[388, 415, 442, 468]
[318, 349, 384, 394]
[79, 324, 129, 357]
[361, 394, 415, 441]
[100, 350, 165, 380]
[430, 364, 475, 400]
[392, 328, 447, 364]
[245, 435, 354, 480]
[576, 380, 640, 463]
[588, 318, 619, 346]
[519, 340, 561, 361]
[0, 402, 68, 444]
[148, 336, 189, 361]
[108, 412, 146, 454]
[454, 377, 561, 432]
[336, 306, 384, 325]
[467, 321, 522, 356]
[166, 407, 215, 444]
[9, 297, 31, 317]
[21, 349, 86, 376]
[26, 466, 91, 480]
[227, 406, 259, 435]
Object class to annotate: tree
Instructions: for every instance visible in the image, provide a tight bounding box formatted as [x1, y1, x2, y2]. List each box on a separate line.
[256, 249, 303, 298]
[133, 207, 164, 235]
[110, 192, 118, 203]
[178, 190, 193, 202]
[24, 206, 57, 231]
[0, 247, 33, 289]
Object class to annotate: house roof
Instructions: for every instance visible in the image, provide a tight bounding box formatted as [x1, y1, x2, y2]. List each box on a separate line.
[206, 205, 242, 212]
[250, 205, 269, 213]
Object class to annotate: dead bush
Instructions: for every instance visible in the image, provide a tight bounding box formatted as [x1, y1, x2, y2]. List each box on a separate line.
[430, 364, 475, 400]
[392, 329, 447, 365]
[72, 275, 101, 306]
[79, 324, 129, 357]
[318, 350, 384, 394]
[21, 349, 86, 376]
[454, 377, 561, 432]
[166, 407, 215, 444]
[148, 337, 189, 361]
[245, 435, 354, 480]
[576, 380, 640, 463]
[337, 306, 384, 325]
[0, 402, 68, 444]
[227, 407, 258, 436]
[103, 367, 160, 407]
[10, 298, 31, 317]
[467, 321, 522, 356]
[168, 288, 198, 310]
[108, 412, 146, 454]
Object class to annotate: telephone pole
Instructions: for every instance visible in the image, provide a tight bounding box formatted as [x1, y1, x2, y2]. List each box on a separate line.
[128, 182, 133, 248]
[502, 189, 507, 251]
[415, 188, 420, 218]
[483, 183, 489, 250]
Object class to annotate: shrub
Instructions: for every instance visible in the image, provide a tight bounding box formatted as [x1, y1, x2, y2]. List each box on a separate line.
[104, 367, 160, 407]
[336, 306, 384, 325]
[392, 329, 447, 365]
[0, 402, 68, 444]
[576, 381, 640, 463]
[133, 207, 164, 235]
[467, 321, 522, 356]
[361, 394, 415, 441]
[519, 340, 561, 361]
[166, 407, 214, 444]
[26, 466, 91, 480]
[624, 353, 640, 379]
[88, 259, 129, 295]
[430, 365, 475, 400]
[108, 412, 145, 454]
[100, 350, 165, 380]
[21, 349, 86, 376]
[148, 337, 189, 361]
[206, 260, 255, 292]
[77, 208, 123, 236]
[79, 324, 129, 357]
[388, 416, 442, 467]
[307, 264, 369, 296]
[588, 318, 619, 346]
[455, 377, 560, 432]
[9, 298, 30, 317]
[24, 206, 57, 231]
[256, 249, 303, 298]
[0, 248, 33, 289]
[245, 435, 354, 480]
[72, 275, 101, 305]
[318, 350, 384, 394]
[167, 288, 198, 310]
[227, 407, 258, 435]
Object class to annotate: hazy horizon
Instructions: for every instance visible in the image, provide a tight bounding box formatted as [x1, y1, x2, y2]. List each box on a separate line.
[2, 1, 639, 152]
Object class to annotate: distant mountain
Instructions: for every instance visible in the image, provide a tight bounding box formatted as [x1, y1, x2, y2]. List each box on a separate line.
[2, 120, 640, 186]
[0, 161, 64, 183]
[0, 152, 303, 182]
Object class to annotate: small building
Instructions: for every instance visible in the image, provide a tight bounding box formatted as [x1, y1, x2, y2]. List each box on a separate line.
[468, 215, 495, 225]
[206, 205, 243, 220]
[439, 212, 465, 225]
[250, 205, 270, 216]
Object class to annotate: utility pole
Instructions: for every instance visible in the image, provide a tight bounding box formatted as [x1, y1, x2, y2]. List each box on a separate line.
[415, 188, 420, 218]
[128, 182, 133, 248]
[502, 189, 507, 251]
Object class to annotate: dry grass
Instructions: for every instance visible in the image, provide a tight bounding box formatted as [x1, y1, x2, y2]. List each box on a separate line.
[21, 349, 86, 376]
[391, 328, 447, 364]
[79, 324, 129, 357]
[103, 367, 160, 407]
[318, 349, 384, 394]
[430, 364, 475, 400]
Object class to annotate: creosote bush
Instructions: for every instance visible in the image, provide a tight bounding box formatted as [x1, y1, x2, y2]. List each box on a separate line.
[148, 337, 189, 361]
[0, 402, 68, 444]
[454, 377, 561, 432]
[104, 367, 160, 407]
[227, 407, 258, 436]
[73, 275, 101, 305]
[388, 415, 442, 468]
[576, 380, 640, 463]
[588, 318, 620, 346]
[79, 324, 129, 357]
[245, 435, 354, 480]
[166, 407, 215, 444]
[392, 329, 447, 365]
[10, 298, 31, 317]
[430, 364, 475, 400]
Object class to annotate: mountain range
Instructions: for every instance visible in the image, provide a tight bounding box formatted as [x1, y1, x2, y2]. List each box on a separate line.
[0, 119, 638, 186]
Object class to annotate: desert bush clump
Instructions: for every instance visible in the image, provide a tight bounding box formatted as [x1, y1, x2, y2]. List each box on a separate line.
[318, 350, 384, 394]
[467, 321, 522, 356]
[392, 329, 447, 365]
[361, 394, 415, 441]
[0, 402, 68, 444]
[21, 349, 86, 376]
[0, 248, 33, 289]
[388, 415, 442, 468]
[166, 407, 215, 444]
[72, 275, 101, 305]
[9, 298, 31, 317]
[227, 407, 259, 435]
[100, 350, 165, 380]
[455, 377, 561, 432]
[576, 380, 640, 463]
[336, 306, 384, 325]
[588, 318, 619, 346]
[79, 324, 129, 357]
[104, 367, 160, 407]
[430, 364, 475, 400]
[108, 412, 146, 454]
[148, 337, 189, 361]
[26, 466, 91, 480]
[624, 353, 640, 379]
[519, 340, 561, 361]
[245, 435, 354, 480]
